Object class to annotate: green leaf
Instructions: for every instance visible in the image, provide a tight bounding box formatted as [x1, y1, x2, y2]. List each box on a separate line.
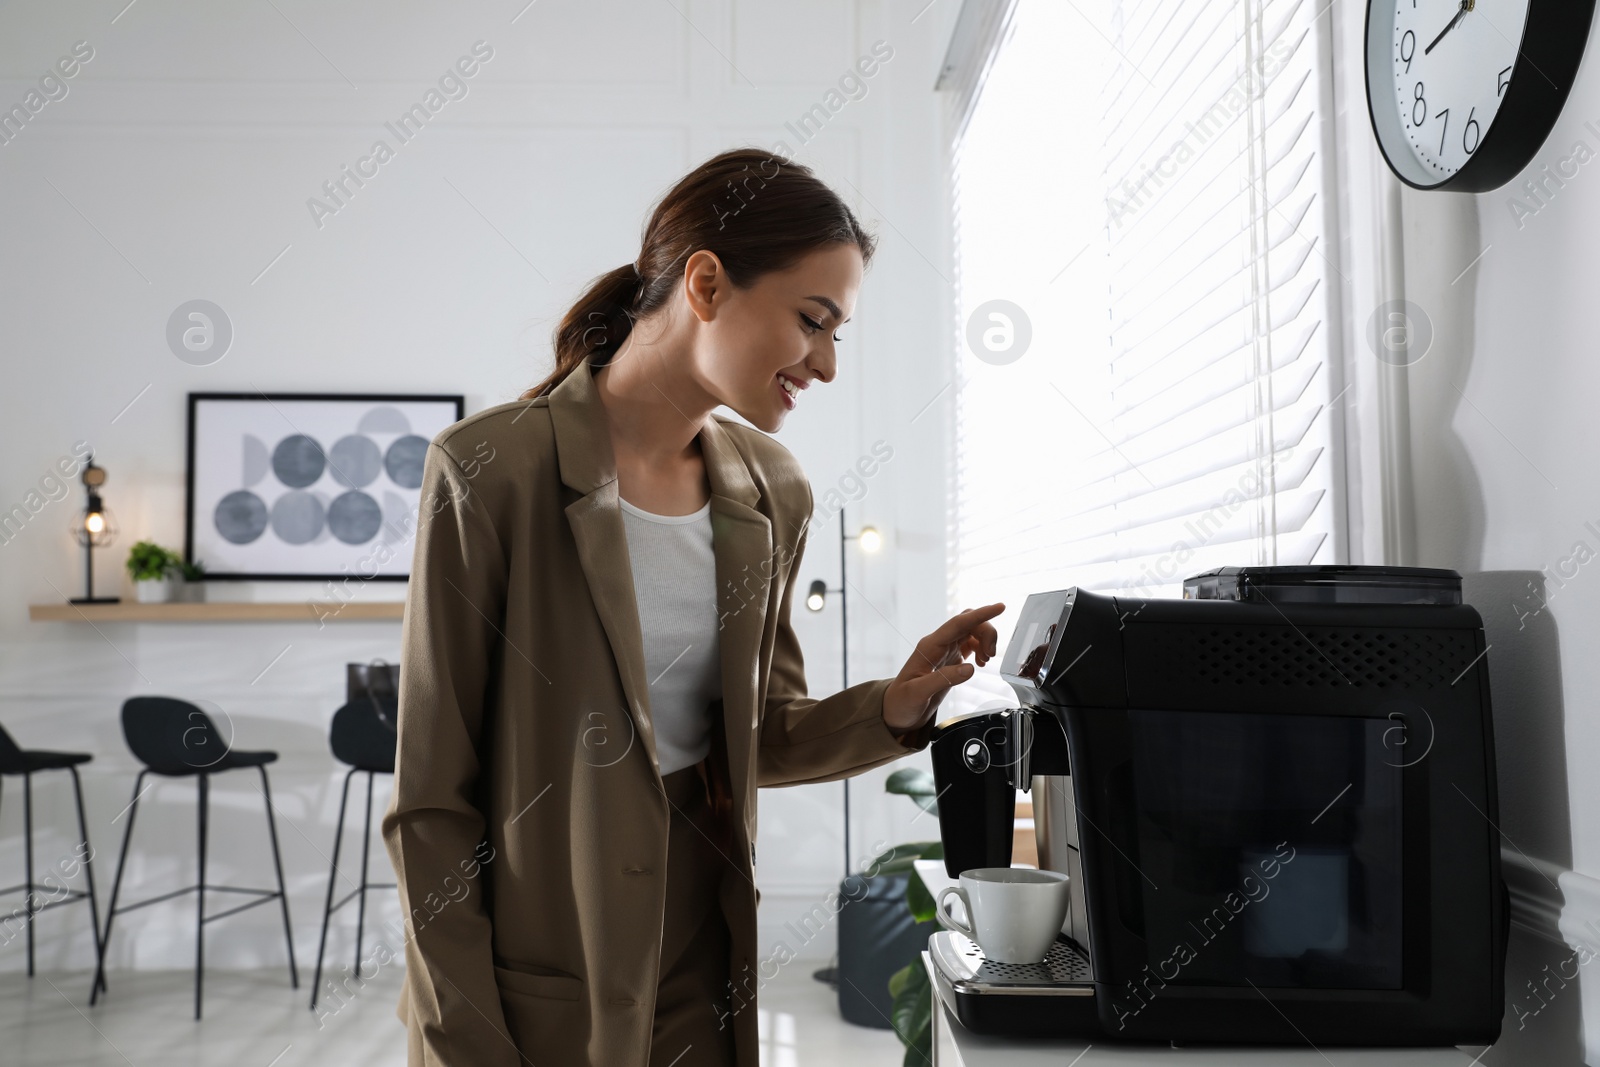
[906, 871, 936, 923]
[885, 767, 936, 796]
[888, 957, 933, 1065]
[885, 767, 940, 814]
[887, 960, 913, 1000]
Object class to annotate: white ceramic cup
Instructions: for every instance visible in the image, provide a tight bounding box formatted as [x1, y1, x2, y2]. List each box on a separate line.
[936, 867, 1071, 964]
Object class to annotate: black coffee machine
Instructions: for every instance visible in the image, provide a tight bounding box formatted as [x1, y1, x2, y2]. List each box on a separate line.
[927, 566, 1507, 1045]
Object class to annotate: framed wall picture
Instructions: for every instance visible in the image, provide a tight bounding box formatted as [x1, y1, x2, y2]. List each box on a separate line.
[185, 392, 465, 581]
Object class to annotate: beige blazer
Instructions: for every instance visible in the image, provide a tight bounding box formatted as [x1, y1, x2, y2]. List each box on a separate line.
[380, 355, 935, 1066]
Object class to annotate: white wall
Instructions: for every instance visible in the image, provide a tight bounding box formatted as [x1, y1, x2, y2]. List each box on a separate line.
[0, 0, 967, 987]
[1325, 0, 1600, 1060]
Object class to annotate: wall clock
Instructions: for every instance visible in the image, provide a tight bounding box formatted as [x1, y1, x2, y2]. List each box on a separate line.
[1366, 0, 1597, 190]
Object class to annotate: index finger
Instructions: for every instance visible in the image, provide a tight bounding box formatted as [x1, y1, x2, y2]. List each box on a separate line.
[927, 602, 1006, 645]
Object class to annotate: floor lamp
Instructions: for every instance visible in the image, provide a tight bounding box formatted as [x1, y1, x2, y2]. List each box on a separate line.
[806, 505, 883, 991]
[805, 504, 881, 985]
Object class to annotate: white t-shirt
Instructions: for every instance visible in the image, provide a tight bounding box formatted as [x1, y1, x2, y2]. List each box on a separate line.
[618, 495, 723, 777]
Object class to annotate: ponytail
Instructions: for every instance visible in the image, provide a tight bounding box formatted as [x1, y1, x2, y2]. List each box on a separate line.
[519, 148, 875, 401]
[525, 263, 642, 398]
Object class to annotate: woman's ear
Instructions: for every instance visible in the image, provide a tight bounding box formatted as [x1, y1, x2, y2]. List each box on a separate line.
[682, 248, 725, 324]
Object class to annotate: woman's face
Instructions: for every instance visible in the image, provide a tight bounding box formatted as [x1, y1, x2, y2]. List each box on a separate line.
[689, 242, 864, 434]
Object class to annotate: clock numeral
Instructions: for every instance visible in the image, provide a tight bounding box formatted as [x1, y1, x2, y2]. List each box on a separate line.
[1412, 81, 1427, 127]
[1401, 29, 1416, 72]
[1464, 107, 1480, 155]
[1437, 108, 1450, 157]
[1498, 65, 1513, 97]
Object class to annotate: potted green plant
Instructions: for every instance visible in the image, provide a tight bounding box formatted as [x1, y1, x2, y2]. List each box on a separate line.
[868, 767, 945, 1067]
[175, 557, 208, 602]
[126, 540, 179, 603]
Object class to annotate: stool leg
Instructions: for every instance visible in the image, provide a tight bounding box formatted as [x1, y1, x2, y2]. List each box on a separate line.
[68, 767, 105, 997]
[23, 771, 35, 977]
[91, 771, 146, 1005]
[355, 770, 374, 980]
[311, 767, 356, 1010]
[195, 772, 208, 1022]
[258, 766, 299, 989]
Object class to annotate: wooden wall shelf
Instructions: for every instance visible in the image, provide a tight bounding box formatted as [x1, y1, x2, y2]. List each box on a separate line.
[29, 601, 405, 623]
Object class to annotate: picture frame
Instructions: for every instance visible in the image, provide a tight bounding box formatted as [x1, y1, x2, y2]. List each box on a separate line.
[184, 391, 465, 582]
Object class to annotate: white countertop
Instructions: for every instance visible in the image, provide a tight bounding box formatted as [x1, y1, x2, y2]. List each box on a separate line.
[912, 862, 1485, 1066]
[933, 1001, 1483, 1067]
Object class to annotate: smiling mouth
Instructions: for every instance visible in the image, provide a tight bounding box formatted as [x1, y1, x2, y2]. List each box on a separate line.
[777, 373, 804, 406]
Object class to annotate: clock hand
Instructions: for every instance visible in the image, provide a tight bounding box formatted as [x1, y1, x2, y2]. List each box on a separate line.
[1425, 0, 1475, 56]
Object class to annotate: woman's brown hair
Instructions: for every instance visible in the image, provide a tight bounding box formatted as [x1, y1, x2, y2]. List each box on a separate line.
[519, 147, 877, 400]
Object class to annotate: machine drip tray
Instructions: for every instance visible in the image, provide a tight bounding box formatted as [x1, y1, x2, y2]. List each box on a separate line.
[928, 930, 1102, 1037]
[930, 929, 1094, 991]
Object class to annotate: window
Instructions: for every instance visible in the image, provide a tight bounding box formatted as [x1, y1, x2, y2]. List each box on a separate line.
[947, 0, 1346, 616]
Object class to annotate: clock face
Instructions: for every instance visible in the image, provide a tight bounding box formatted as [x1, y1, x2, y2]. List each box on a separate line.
[1381, 0, 1532, 184]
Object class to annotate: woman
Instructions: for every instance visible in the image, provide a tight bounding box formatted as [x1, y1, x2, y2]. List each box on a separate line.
[381, 148, 1004, 1067]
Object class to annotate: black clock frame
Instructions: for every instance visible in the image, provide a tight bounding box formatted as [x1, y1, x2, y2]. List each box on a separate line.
[1365, 0, 1598, 191]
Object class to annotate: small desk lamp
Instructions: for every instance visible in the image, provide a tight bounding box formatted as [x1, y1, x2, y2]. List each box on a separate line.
[69, 454, 120, 604]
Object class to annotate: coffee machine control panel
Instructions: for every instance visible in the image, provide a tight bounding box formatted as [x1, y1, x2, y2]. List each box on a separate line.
[999, 588, 1075, 693]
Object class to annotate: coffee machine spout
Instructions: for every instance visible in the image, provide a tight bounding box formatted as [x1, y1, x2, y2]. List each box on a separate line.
[1008, 705, 1070, 791]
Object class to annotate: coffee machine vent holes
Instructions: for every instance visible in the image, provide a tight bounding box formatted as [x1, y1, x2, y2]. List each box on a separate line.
[1162, 627, 1480, 688]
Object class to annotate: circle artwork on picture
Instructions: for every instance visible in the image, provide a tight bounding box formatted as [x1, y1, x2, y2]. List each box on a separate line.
[242, 435, 270, 486]
[358, 405, 411, 435]
[214, 490, 269, 544]
[384, 434, 430, 490]
[273, 434, 327, 488]
[271, 490, 326, 544]
[329, 434, 383, 489]
[328, 491, 384, 544]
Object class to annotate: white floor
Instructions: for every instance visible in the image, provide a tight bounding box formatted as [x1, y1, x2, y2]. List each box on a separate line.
[0, 961, 913, 1066]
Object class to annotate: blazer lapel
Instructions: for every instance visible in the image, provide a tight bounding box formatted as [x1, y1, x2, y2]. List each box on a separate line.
[548, 357, 657, 776]
[546, 357, 772, 819]
[700, 412, 772, 839]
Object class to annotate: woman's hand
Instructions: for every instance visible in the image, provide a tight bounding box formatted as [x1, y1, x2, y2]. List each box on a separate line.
[882, 602, 1006, 734]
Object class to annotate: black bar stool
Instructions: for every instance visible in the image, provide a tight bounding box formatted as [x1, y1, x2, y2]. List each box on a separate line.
[0, 723, 103, 983]
[310, 691, 398, 1010]
[90, 696, 298, 1019]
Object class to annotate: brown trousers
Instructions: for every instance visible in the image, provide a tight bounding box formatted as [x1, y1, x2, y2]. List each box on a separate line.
[649, 756, 739, 1067]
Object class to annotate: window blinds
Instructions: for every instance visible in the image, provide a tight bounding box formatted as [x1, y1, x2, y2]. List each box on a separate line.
[933, 0, 1022, 148]
[949, 0, 1345, 620]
